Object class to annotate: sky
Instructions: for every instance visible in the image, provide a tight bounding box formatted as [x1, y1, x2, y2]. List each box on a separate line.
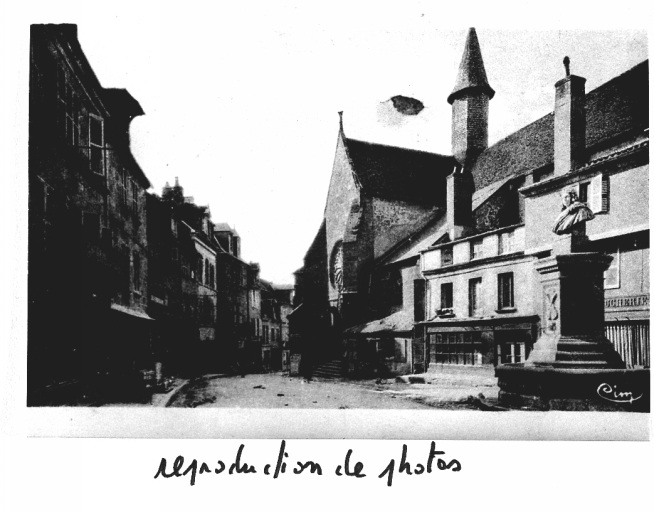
[7, 2, 649, 285]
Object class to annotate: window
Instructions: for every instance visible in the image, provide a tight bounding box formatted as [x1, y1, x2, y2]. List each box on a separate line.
[441, 246, 453, 266]
[430, 332, 484, 365]
[469, 278, 482, 317]
[533, 167, 553, 183]
[414, 279, 426, 322]
[604, 250, 620, 289]
[584, 174, 610, 213]
[497, 273, 514, 310]
[131, 179, 138, 215]
[470, 239, 484, 260]
[89, 114, 105, 175]
[57, 64, 78, 146]
[205, 258, 210, 284]
[82, 212, 100, 241]
[497, 342, 525, 364]
[496, 331, 530, 364]
[441, 283, 453, 310]
[133, 251, 141, 291]
[579, 181, 590, 203]
[498, 231, 515, 255]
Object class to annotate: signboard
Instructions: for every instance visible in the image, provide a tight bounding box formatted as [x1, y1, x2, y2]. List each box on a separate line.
[605, 294, 649, 309]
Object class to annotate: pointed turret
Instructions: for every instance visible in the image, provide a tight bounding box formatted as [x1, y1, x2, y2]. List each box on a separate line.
[447, 28, 495, 104]
[448, 28, 494, 167]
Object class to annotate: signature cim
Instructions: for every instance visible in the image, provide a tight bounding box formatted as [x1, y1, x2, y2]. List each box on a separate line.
[597, 383, 643, 404]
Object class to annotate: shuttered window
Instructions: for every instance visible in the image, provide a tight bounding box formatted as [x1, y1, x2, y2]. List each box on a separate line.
[589, 173, 609, 213]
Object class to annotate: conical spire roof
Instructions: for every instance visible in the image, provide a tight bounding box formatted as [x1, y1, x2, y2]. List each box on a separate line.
[447, 28, 495, 104]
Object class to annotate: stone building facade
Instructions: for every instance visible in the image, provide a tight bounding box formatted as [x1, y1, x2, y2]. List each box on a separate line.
[29, 24, 154, 404]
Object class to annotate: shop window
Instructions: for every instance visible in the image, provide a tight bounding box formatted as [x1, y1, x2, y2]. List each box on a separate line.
[497, 273, 514, 310]
[495, 331, 531, 365]
[469, 278, 482, 317]
[497, 342, 526, 364]
[430, 332, 484, 365]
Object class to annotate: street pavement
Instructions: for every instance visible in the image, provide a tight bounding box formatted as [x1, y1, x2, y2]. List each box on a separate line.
[168, 367, 500, 409]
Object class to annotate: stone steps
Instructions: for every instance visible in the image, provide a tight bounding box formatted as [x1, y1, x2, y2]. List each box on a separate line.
[313, 360, 343, 379]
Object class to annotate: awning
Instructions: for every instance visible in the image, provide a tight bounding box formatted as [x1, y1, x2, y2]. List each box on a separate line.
[110, 303, 154, 320]
[344, 310, 414, 335]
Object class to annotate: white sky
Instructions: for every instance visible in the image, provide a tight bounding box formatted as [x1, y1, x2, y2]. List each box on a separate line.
[7, 2, 649, 284]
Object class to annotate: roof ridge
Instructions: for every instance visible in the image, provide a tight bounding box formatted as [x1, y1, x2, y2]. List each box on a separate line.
[345, 136, 451, 158]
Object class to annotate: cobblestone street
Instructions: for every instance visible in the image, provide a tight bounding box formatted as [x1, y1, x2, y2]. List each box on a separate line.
[168, 367, 500, 410]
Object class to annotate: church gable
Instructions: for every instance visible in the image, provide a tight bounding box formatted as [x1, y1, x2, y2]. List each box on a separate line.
[324, 121, 362, 303]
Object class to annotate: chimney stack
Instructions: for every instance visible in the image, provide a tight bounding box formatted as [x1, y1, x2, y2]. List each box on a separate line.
[446, 168, 474, 240]
[554, 57, 586, 175]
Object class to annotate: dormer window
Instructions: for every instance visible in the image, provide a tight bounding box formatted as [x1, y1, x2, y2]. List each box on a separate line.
[441, 246, 453, 266]
[498, 231, 515, 255]
[471, 239, 484, 260]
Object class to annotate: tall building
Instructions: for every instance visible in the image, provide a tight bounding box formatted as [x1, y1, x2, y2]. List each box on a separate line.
[29, 24, 154, 404]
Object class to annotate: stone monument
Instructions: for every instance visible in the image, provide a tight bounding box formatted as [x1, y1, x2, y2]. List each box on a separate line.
[495, 189, 649, 411]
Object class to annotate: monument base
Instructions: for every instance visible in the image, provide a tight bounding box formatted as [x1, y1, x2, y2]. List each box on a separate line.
[495, 365, 650, 412]
[526, 333, 625, 368]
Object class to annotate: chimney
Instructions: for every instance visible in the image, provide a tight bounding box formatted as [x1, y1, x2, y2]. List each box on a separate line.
[446, 168, 475, 240]
[554, 57, 586, 175]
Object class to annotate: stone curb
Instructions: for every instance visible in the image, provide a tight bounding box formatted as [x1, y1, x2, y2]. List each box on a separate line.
[157, 379, 190, 407]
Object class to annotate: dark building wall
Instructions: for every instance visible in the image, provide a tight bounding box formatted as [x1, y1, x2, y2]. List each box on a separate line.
[29, 25, 154, 404]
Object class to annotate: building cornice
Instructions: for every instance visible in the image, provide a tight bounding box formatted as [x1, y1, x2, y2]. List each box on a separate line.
[520, 139, 649, 198]
[422, 250, 529, 276]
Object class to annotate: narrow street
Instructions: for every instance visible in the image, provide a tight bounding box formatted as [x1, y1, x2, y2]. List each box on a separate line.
[169, 373, 432, 409]
[168, 367, 500, 410]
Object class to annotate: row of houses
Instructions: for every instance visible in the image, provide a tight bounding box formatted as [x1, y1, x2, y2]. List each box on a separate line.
[292, 28, 649, 378]
[28, 24, 292, 405]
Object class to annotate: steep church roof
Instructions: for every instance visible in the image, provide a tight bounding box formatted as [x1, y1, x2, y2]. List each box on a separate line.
[343, 137, 456, 205]
[447, 27, 495, 104]
[470, 60, 648, 190]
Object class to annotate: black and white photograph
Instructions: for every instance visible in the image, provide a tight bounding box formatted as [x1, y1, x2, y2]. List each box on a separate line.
[1, 1, 652, 509]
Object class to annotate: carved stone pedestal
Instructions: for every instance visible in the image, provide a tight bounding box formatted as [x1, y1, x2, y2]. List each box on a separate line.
[527, 251, 624, 369]
[495, 247, 649, 411]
